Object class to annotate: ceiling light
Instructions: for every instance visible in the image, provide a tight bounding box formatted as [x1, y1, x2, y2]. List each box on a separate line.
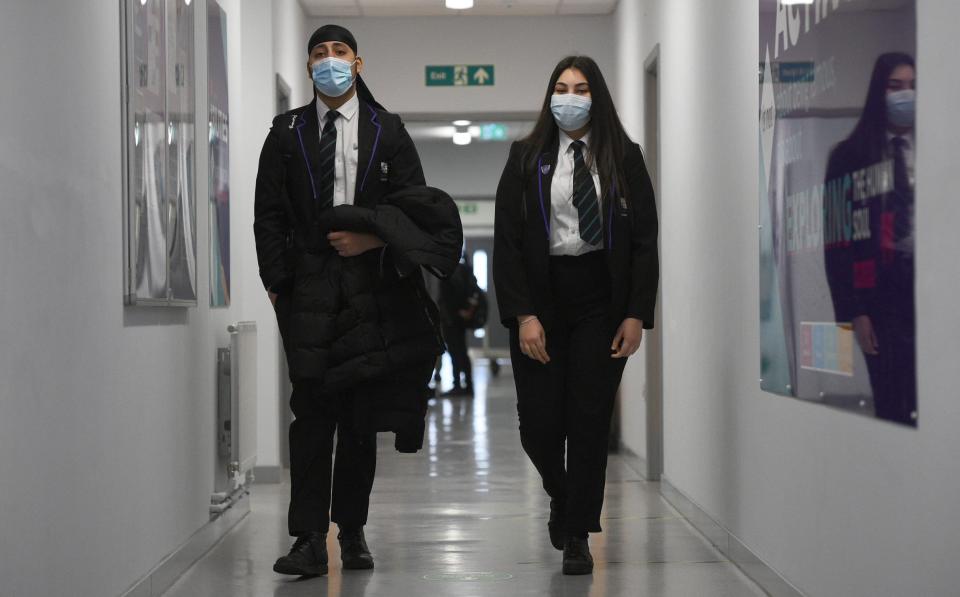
[453, 131, 472, 145]
[452, 119, 471, 126]
[446, 0, 474, 10]
[781, 0, 814, 4]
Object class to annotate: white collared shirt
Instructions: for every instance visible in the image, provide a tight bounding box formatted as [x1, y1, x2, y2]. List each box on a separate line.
[550, 130, 603, 256]
[317, 92, 360, 206]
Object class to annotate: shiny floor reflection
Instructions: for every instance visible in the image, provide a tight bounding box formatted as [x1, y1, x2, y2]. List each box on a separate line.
[163, 363, 764, 597]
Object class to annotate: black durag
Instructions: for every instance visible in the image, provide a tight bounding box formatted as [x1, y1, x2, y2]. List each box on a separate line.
[307, 24, 384, 111]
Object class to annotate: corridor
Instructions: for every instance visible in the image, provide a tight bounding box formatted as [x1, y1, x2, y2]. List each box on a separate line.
[163, 366, 764, 597]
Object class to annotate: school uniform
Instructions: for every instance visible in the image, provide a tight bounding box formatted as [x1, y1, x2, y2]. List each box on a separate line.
[493, 131, 658, 535]
[254, 92, 461, 538]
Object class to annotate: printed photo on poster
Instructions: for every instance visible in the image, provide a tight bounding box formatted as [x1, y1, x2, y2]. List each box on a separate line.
[208, 0, 230, 307]
[167, 0, 197, 303]
[129, 0, 168, 301]
[758, 0, 917, 426]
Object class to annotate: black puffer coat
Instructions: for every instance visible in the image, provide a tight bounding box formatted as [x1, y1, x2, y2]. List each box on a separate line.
[254, 99, 463, 451]
[275, 186, 463, 390]
[271, 186, 462, 452]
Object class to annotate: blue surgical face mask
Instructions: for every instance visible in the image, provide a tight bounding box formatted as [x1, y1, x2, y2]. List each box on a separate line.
[550, 94, 592, 132]
[886, 89, 915, 129]
[311, 57, 356, 97]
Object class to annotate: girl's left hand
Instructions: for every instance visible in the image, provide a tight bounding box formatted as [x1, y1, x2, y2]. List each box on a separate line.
[611, 317, 644, 358]
[327, 231, 385, 257]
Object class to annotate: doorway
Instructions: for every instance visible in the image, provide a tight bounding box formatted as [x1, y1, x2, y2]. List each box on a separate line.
[643, 45, 664, 481]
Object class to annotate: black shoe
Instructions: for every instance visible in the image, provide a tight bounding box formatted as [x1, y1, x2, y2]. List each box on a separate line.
[548, 500, 565, 550]
[273, 531, 328, 576]
[441, 386, 465, 397]
[562, 535, 593, 575]
[338, 527, 374, 570]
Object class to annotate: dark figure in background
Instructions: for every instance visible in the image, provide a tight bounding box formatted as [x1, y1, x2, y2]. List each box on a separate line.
[493, 56, 658, 575]
[254, 25, 462, 577]
[439, 258, 479, 397]
[824, 52, 917, 426]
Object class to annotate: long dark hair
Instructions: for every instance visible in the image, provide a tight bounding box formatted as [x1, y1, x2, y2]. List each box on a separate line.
[842, 52, 915, 163]
[522, 56, 631, 195]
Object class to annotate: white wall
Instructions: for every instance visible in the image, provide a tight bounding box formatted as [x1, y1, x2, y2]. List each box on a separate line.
[416, 138, 512, 199]
[227, 0, 308, 478]
[614, 1, 960, 596]
[0, 1, 302, 595]
[273, 0, 312, 108]
[303, 15, 615, 116]
[614, 0, 660, 462]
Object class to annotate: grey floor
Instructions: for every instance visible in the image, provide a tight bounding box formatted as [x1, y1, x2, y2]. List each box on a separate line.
[164, 363, 765, 597]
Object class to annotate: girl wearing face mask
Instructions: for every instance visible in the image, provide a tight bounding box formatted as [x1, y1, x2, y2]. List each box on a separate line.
[823, 52, 918, 427]
[492, 55, 658, 575]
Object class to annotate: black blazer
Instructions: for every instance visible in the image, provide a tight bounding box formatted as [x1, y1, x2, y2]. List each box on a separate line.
[493, 138, 659, 330]
[254, 97, 426, 293]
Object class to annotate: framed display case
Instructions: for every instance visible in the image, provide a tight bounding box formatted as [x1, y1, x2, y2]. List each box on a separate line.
[759, 0, 918, 426]
[121, 0, 197, 306]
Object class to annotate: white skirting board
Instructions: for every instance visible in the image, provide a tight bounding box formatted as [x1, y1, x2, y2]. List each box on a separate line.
[119, 492, 250, 597]
[621, 447, 804, 597]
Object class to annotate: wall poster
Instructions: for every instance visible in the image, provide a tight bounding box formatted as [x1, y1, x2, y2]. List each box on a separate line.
[208, 0, 230, 307]
[122, 0, 197, 306]
[759, 0, 917, 426]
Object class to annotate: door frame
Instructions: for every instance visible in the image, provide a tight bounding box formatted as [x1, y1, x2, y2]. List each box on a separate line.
[643, 44, 664, 481]
[276, 73, 293, 471]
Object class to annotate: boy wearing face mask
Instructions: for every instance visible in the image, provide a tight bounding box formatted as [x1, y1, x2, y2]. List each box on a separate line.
[255, 25, 461, 576]
[493, 56, 658, 575]
[824, 52, 918, 426]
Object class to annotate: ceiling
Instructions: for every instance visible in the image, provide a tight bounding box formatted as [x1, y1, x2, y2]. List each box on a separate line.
[298, 0, 619, 17]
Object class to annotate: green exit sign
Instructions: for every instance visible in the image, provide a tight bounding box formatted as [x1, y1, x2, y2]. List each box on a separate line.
[425, 65, 495, 87]
[480, 123, 507, 141]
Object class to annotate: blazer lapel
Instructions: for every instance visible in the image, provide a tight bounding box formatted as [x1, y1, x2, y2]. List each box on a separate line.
[295, 99, 322, 208]
[536, 136, 560, 234]
[354, 101, 382, 206]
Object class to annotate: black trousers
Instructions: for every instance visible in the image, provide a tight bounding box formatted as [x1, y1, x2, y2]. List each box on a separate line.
[443, 323, 473, 389]
[865, 292, 917, 426]
[288, 382, 377, 536]
[509, 251, 627, 535]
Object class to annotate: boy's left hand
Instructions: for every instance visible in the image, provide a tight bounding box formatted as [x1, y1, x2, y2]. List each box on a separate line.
[327, 231, 385, 257]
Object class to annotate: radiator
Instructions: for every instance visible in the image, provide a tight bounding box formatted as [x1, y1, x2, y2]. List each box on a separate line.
[213, 322, 257, 513]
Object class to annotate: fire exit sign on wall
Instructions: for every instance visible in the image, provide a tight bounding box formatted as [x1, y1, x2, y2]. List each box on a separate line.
[426, 65, 495, 86]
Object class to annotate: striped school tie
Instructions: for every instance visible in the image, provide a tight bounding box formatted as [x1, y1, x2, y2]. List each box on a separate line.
[570, 140, 603, 246]
[318, 110, 340, 209]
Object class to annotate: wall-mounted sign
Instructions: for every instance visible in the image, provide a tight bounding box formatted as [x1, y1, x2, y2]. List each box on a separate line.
[759, 1, 918, 426]
[425, 65, 495, 87]
[479, 123, 507, 141]
[759, 61, 816, 84]
[454, 199, 495, 228]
